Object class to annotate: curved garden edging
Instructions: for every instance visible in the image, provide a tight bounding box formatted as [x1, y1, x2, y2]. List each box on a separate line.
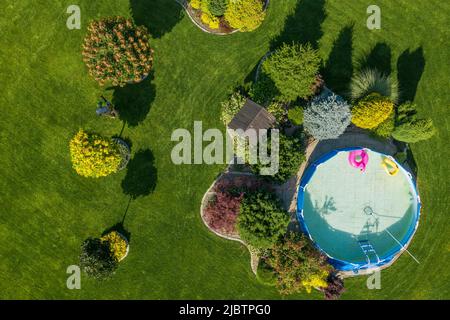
[117, 232, 130, 262]
[200, 171, 260, 274]
[112, 138, 131, 171]
[178, 0, 270, 36]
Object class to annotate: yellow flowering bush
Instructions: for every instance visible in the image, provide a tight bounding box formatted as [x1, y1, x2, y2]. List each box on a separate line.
[351, 93, 394, 129]
[190, 0, 201, 9]
[201, 12, 220, 29]
[301, 270, 329, 293]
[224, 0, 266, 32]
[69, 129, 121, 178]
[101, 231, 128, 262]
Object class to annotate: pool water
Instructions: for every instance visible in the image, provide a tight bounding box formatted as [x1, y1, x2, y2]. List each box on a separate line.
[297, 149, 420, 270]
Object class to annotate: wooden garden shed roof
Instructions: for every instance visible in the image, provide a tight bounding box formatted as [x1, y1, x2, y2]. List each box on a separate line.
[228, 99, 276, 131]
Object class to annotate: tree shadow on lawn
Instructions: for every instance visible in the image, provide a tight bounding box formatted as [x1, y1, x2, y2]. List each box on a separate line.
[112, 72, 156, 128]
[357, 42, 392, 75]
[270, 0, 326, 50]
[129, 0, 183, 38]
[121, 149, 158, 200]
[322, 24, 354, 96]
[397, 47, 425, 103]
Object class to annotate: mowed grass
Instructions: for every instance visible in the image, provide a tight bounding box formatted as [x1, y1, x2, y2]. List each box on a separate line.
[0, 0, 448, 299]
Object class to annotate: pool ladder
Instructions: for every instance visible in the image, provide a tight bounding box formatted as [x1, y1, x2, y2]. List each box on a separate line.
[358, 240, 380, 267]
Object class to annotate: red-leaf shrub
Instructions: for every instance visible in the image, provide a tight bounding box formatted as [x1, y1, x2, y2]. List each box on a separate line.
[203, 175, 272, 237]
[204, 191, 243, 236]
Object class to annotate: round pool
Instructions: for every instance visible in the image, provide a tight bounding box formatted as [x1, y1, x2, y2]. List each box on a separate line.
[296, 148, 421, 272]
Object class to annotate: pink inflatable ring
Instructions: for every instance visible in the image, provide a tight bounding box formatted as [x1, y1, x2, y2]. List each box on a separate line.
[348, 149, 369, 172]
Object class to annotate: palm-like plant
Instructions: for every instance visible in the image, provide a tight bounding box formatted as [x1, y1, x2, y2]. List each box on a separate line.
[350, 68, 399, 103]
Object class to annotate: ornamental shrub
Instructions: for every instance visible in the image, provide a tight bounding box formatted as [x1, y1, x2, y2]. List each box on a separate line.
[304, 93, 351, 140]
[190, 0, 202, 9]
[392, 119, 436, 143]
[69, 129, 122, 178]
[82, 17, 154, 87]
[101, 231, 128, 262]
[256, 260, 277, 286]
[323, 274, 345, 300]
[350, 68, 399, 103]
[237, 190, 289, 249]
[265, 232, 332, 295]
[204, 191, 243, 236]
[208, 0, 228, 16]
[80, 238, 117, 280]
[220, 90, 246, 125]
[351, 93, 394, 129]
[201, 12, 220, 29]
[262, 43, 321, 101]
[249, 72, 280, 106]
[224, 0, 266, 32]
[267, 101, 286, 124]
[373, 112, 395, 139]
[250, 131, 306, 184]
[287, 106, 304, 126]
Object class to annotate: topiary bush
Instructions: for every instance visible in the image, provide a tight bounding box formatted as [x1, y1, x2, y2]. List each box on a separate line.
[265, 232, 332, 295]
[224, 0, 266, 32]
[304, 93, 351, 140]
[237, 190, 289, 249]
[80, 238, 118, 280]
[350, 68, 399, 103]
[262, 43, 321, 102]
[220, 90, 246, 125]
[82, 17, 154, 87]
[287, 106, 304, 126]
[351, 93, 394, 129]
[69, 129, 122, 178]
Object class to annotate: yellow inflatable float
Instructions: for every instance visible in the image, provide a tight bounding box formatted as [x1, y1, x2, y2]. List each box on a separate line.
[381, 156, 399, 176]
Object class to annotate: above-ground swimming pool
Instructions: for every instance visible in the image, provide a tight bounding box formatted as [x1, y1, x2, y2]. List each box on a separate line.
[297, 148, 421, 272]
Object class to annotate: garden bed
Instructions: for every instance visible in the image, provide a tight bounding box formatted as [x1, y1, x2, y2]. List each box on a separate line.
[182, 0, 269, 35]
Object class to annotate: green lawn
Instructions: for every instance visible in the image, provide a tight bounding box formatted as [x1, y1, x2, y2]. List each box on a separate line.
[0, 0, 448, 299]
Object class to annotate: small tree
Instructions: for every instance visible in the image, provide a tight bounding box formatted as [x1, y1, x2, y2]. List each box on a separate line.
[80, 238, 117, 280]
[82, 17, 154, 86]
[224, 0, 266, 32]
[351, 93, 394, 129]
[262, 43, 321, 101]
[237, 190, 289, 249]
[304, 93, 351, 140]
[69, 129, 122, 178]
[265, 232, 332, 295]
[220, 91, 246, 125]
